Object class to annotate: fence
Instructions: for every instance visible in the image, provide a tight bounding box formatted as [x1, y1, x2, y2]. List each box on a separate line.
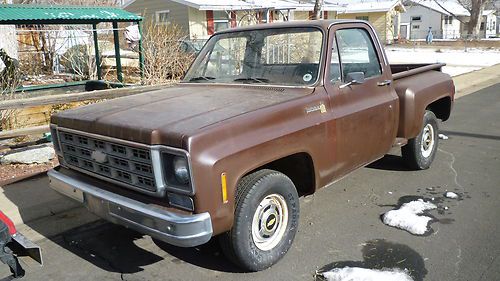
[0, 84, 168, 139]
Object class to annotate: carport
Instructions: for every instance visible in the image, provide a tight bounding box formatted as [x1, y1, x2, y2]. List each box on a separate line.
[0, 4, 144, 90]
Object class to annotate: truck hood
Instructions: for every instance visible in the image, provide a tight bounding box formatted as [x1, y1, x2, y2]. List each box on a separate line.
[53, 84, 311, 147]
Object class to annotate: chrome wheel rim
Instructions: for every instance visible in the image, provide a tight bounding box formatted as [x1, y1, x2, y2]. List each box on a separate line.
[421, 124, 435, 158]
[251, 194, 288, 251]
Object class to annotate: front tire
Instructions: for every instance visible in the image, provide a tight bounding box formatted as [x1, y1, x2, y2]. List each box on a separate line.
[219, 169, 300, 271]
[402, 110, 439, 170]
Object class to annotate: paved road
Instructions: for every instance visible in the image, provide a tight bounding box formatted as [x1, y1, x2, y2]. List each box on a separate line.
[2, 84, 499, 281]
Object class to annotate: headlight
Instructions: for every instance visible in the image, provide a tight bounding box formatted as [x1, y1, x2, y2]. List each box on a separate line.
[161, 152, 194, 195]
[173, 156, 190, 185]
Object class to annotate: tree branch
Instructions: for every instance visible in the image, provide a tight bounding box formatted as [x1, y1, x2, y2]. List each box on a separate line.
[432, 0, 466, 23]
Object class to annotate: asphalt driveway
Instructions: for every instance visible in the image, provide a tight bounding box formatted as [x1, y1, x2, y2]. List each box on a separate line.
[1, 83, 499, 281]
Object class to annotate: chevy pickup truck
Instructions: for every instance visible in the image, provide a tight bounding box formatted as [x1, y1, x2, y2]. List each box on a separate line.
[48, 20, 454, 271]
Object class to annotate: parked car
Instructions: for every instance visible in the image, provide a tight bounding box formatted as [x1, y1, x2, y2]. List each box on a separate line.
[0, 211, 42, 279]
[48, 20, 454, 271]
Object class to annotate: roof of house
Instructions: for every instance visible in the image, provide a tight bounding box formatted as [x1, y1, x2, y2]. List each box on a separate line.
[163, 0, 262, 11]
[327, 0, 406, 14]
[0, 4, 141, 25]
[124, 0, 403, 12]
[410, 0, 496, 17]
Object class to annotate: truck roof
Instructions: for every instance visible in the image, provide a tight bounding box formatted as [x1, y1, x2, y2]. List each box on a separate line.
[215, 19, 369, 34]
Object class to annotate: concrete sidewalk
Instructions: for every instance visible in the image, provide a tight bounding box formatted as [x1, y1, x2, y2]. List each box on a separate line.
[0, 64, 498, 242]
[453, 63, 500, 99]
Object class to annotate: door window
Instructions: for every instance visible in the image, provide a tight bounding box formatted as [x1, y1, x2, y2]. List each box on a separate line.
[335, 28, 382, 81]
[329, 37, 341, 83]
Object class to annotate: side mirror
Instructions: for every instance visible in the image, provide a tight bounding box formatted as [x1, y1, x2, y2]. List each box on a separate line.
[340, 72, 365, 89]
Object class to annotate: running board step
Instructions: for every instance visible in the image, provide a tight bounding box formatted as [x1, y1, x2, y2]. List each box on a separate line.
[392, 138, 408, 147]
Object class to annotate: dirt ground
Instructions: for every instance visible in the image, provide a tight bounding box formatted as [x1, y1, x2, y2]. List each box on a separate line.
[0, 158, 58, 186]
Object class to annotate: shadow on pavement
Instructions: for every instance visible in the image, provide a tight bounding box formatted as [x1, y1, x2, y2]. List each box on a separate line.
[366, 154, 413, 171]
[153, 238, 244, 273]
[440, 130, 500, 141]
[316, 239, 428, 281]
[55, 221, 163, 274]
[1, 173, 241, 276]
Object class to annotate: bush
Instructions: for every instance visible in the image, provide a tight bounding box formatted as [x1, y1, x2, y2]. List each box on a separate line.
[60, 44, 94, 79]
[142, 23, 195, 84]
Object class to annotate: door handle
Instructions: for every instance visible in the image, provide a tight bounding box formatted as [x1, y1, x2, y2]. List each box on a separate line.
[377, 80, 392, 86]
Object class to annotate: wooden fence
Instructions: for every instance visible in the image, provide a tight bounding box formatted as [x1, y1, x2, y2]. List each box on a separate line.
[0, 84, 168, 139]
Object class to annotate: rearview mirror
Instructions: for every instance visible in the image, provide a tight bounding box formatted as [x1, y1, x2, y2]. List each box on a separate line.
[340, 72, 365, 89]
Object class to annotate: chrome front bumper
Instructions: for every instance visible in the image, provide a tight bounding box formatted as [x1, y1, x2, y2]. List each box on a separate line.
[47, 169, 213, 247]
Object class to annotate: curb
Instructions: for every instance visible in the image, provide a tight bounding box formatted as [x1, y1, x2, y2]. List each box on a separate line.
[0, 173, 81, 227]
[453, 63, 500, 99]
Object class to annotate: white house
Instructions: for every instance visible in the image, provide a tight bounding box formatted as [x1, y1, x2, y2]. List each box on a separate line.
[0, 0, 18, 65]
[401, 0, 497, 39]
[483, 10, 497, 38]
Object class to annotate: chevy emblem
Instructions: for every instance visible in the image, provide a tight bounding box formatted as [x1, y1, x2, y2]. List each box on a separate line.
[91, 150, 108, 163]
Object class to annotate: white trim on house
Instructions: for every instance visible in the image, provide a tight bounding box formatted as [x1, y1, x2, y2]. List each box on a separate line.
[330, 0, 406, 14]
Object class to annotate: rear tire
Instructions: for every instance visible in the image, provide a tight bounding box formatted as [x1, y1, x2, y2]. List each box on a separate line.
[402, 110, 439, 170]
[219, 169, 300, 271]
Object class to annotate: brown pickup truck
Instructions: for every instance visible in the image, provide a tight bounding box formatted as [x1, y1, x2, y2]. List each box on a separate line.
[48, 20, 454, 271]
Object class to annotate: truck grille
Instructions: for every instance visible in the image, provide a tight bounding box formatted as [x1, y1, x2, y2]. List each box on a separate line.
[58, 130, 156, 192]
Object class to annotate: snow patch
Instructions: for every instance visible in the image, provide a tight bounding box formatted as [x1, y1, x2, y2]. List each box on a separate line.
[382, 199, 437, 235]
[438, 133, 449, 140]
[319, 267, 413, 281]
[444, 192, 459, 199]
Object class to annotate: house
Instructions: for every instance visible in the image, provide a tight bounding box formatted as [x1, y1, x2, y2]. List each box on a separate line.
[483, 10, 497, 38]
[401, 0, 497, 40]
[329, 0, 406, 44]
[123, 0, 406, 43]
[0, 0, 17, 64]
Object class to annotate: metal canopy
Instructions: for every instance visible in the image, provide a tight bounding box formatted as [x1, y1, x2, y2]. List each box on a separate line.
[0, 4, 141, 25]
[0, 4, 143, 84]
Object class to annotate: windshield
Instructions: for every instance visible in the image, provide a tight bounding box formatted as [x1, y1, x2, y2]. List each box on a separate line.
[183, 27, 323, 86]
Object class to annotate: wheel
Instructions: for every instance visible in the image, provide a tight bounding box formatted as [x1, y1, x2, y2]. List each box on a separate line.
[219, 169, 300, 271]
[402, 110, 439, 170]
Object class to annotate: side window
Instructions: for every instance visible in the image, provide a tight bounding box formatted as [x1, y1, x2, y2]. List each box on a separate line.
[329, 37, 341, 83]
[336, 28, 382, 81]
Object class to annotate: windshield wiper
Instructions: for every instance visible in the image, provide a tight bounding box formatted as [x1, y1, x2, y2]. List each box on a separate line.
[188, 76, 216, 82]
[233, 77, 270, 84]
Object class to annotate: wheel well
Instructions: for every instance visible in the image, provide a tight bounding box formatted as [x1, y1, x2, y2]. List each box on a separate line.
[426, 97, 451, 121]
[244, 153, 316, 196]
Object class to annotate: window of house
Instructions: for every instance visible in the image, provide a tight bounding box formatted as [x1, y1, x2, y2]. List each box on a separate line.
[355, 16, 369, 21]
[480, 22, 485, 30]
[335, 28, 382, 80]
[444, 15, 453, 24]
[213, 11, 230, 32]
[411, 16, 422, 21]
[413, 25, 420, 29]
[155, 10, 170, 24]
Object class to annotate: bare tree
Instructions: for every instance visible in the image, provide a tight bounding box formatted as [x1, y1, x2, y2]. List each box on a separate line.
[433, 0, 493, 38]
[457, 0, 493, 37]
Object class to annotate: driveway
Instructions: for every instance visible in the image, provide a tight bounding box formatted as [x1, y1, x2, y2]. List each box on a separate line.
[1, 83, 499, 281]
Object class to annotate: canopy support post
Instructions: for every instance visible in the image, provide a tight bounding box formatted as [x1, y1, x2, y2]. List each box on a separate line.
[112, 21, 123, 83]
[92, 23, 102, 80]
[138, 21, 145, 84]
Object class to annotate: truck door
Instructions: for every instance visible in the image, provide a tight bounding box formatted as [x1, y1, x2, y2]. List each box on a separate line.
[324, 23, 398, 178]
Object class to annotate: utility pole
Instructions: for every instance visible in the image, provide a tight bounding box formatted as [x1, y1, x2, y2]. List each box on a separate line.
[313, 0, 324, 20]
